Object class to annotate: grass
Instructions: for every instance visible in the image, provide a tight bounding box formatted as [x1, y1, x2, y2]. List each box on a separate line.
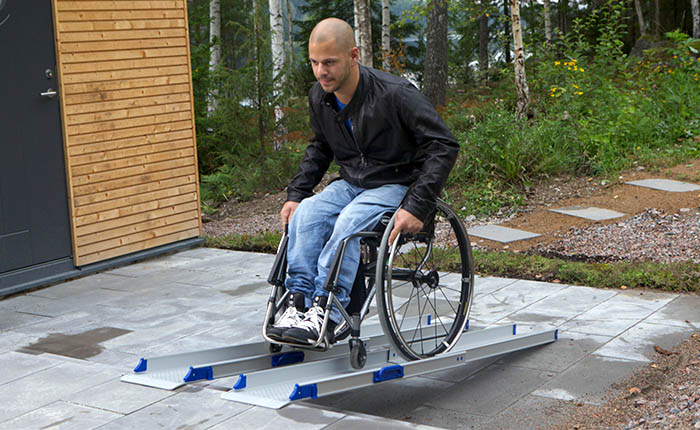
[204, 233, 700, 293]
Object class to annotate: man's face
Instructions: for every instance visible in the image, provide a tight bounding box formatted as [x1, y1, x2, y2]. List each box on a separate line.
[308, 40, 356, 94]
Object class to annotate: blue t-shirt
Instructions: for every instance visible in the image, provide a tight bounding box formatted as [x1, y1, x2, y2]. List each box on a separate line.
[333, 95, 354, 138]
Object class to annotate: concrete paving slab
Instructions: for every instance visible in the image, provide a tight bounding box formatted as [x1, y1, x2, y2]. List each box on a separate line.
[0, 351, 63, 385]
[495, 330, 612, 372]
[398, 404, 488, 430]
[470, 279, 567, 323]
[594, 322, 696, 363]
[0, 310, 51, 331]
[424, 364, 554, 416]
[1, 401, 122, 430]
[28, 273, 129, 299]
[0, 361, 120, 422]
[561, 290, 676, 336]
[324, 411, 443, 429]
[625, 178, 700, 192]
[68, 377, 176, 414]
[467, 225, 541, 243]
[0, 248, 696, 430]
[313, 376, 455, 421]
[420, 356, 499, 384]
[645, 294, 700, 329]
[209, 404, 345, 429]
[516, 285, 618, 319]
[549, 205, 626, 221]
[472, 276, 519, 297]
[95, 386, 251, 430]
[478, 394, 575, 430]
[533, 355, 644, 405]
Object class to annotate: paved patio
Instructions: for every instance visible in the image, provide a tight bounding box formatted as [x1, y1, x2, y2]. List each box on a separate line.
[0, 247, 698, 429]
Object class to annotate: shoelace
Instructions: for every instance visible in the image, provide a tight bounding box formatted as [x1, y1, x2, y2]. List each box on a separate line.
[297, 306, 324, 333]
[275, 306, 303, 327]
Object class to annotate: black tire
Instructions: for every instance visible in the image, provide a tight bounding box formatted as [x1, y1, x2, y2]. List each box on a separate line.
[375, 199, 474, 360]
[349, 339, 367, 369]
[267, 342, 283, 354]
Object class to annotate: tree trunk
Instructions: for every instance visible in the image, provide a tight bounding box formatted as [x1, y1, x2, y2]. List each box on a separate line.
[504, 0, 511, 63]
[253, 0, 265, 186]
[479, 12, 489, 82]
[692, 0, 700, 38]
[510, 0, 530, 120]
[353, 0, 360, 49]
[543, 0, 552, 47]
[355, 0, 373, 67]
[423, 0, 448, 106]
[269, 0, 286, 151]
[634, 0, 646, 36]
[382, 0, 391, 70]
[208, 0, 221, 113]
[286, 0, 294, 70]
[654, 0, 660, 38]
[559, 0, 567, 36]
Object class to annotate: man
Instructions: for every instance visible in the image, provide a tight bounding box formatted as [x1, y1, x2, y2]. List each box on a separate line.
[268, 18, 459, 345]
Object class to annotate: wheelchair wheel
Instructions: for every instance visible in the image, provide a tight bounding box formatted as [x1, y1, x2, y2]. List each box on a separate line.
[376, 199, 474, 360]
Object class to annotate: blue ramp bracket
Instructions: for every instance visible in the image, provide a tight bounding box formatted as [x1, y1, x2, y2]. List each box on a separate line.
[289, 383, 318, 400]
[373, 364, 404, 383]
[271, 351, 304, 368]
[184, 366, 213, 382]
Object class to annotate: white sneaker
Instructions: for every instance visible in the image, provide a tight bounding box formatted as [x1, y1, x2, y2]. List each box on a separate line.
[267, 293, 305, 340]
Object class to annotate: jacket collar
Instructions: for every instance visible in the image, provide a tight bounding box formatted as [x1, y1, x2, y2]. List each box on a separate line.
[321, 65, 370, 117]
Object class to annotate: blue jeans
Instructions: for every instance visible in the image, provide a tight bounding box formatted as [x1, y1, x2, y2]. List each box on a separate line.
[285, 179, 408, 323]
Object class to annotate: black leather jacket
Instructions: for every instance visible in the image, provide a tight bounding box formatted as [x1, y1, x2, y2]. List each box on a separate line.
[287, 65, 459, 222]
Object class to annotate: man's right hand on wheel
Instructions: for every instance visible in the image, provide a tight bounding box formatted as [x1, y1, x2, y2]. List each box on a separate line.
[280, 201, 300, 228]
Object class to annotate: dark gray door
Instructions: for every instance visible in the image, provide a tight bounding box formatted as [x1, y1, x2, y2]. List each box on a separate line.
[0, 0, 72, 273]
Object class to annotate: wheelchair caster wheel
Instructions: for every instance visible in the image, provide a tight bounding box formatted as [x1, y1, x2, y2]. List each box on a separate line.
[349, 339, 366, 369]
[268, 342, 283, 354]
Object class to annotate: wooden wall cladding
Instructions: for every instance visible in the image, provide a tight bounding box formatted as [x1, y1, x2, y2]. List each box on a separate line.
[52, 0, 202, 266]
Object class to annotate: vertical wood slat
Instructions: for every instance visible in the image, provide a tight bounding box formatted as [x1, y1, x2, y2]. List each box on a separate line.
[52, 0, 201, 267]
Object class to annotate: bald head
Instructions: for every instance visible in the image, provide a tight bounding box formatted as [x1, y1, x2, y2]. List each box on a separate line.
[309, 18, 356, 52]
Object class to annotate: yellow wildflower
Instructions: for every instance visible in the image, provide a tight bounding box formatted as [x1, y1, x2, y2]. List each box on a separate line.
[579, 68, 585, 72]
[554, 61, 561, 66]
[572, 84, 579, 89]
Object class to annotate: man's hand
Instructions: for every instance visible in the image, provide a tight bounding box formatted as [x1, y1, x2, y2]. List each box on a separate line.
[280, 201, 300, 228]
[388, 209, 423, 246]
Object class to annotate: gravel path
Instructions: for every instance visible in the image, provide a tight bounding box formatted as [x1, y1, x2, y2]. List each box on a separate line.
[535, 208, 700, 263]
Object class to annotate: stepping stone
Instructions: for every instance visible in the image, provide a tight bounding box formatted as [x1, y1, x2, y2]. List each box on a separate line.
[549, 206, 625, 221]
[467, 225, 541, 243]
[625, 178, 700, 192]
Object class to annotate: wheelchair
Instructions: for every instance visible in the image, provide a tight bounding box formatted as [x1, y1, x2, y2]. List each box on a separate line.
[262, 198, 474, 369]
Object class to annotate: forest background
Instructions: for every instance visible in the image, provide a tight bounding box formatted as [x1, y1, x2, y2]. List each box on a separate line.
[188, 0, 700, 221]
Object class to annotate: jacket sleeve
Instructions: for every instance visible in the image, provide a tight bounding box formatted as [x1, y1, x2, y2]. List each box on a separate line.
[286, 94, 334, 202]
[398, 85, 460, 222]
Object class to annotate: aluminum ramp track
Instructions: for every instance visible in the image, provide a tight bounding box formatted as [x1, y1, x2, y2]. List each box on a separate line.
[120, 317, 424, 390]
[222, 324, 557, 409]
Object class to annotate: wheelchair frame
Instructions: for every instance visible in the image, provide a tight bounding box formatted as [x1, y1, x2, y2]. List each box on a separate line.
[262, 199, 474, 369]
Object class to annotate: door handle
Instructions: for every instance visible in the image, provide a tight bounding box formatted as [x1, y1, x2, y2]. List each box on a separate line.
[40, 89, 57, 98]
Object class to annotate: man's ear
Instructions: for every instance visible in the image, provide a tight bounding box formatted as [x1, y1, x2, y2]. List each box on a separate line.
[350, 46, 360, 64]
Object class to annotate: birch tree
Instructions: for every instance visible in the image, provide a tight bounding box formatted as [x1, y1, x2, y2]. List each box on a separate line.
[510, 0, 529, 120]
[355, 0, 373, 67]
[423, 0, 448, 106]
[633, 0, 646, 36]
[543, 0, 552, 47]
[286, 0, 294, 71]
[208, 0, 221, 113]
[692, 0, 700, 38]
[382, 0, 391, 70]
[269, 0, 286, 150]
